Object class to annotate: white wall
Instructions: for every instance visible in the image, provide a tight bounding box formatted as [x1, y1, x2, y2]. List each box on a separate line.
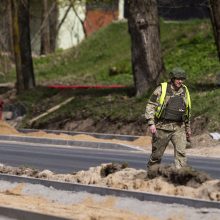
[118, 0, 124, 20]
[57, 0, 125, 49]
[57, 3, 85, 49]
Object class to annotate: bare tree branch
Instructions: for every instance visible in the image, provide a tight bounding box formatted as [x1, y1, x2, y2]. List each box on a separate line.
[57, 4, 72, 32]
[69, 0, 87, 38]
[31, 1, 56, 46]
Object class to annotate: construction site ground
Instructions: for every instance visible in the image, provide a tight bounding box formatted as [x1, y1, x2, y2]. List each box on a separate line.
[0, 120, 220, 220]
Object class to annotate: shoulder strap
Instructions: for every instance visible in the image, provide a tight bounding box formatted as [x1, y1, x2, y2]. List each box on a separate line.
[182, 84, 191, 109]
[182, 84, 191, 118]
[159, 82, 167, 103]
[155, 82, 167, 118]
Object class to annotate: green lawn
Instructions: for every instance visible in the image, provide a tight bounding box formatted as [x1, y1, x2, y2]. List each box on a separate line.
[1, 19, 220, 132]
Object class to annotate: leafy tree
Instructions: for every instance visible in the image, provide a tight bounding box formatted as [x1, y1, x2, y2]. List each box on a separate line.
[125, 0, 165, 96]
[11, 0, 35, 93]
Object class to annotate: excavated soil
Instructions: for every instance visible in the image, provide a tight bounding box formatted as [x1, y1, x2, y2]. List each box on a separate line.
[0, 163, 219, 202]
[1, 119, 220, 157]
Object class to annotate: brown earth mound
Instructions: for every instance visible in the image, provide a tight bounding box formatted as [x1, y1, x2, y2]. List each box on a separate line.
[0, 163, 219, 202]
[146, 164, 211, 187]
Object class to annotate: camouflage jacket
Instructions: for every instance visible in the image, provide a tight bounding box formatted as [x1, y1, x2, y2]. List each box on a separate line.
[145, 82, 191, 132]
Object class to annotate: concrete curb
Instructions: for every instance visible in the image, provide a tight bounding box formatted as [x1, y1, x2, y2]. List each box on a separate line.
[0, 206, 72, 220]
[0, 134, 140, 151]
[19, 128, 140, 141]
[0, 174, 219, 209]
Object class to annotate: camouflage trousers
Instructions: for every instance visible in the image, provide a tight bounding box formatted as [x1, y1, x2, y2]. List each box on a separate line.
[147, 125, 187, 169]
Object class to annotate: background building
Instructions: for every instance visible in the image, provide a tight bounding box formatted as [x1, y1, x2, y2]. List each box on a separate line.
[0, 0, 209, 55]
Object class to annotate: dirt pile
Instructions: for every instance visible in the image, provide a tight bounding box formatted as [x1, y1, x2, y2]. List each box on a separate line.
[0, 120, 19, 135]
[0, 120, 220, 219]
[1, 120, 220, 157]
[147, 164, 211, 187]
[0, 120, 152, 149]
[0, 120, 220, 202]
[0, 163, 220, 202]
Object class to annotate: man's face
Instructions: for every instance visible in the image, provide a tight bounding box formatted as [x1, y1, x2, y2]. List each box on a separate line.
[173, 78, 184, 88]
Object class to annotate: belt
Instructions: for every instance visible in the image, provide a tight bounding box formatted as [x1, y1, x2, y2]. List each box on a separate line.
[159, 119, 184, 125]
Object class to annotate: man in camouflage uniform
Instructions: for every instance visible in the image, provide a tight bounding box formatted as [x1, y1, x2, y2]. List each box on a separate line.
[145, 67, 191, 169]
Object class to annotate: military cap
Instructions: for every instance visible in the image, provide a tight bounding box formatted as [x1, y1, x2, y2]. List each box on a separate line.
[169, 67, 186, 79]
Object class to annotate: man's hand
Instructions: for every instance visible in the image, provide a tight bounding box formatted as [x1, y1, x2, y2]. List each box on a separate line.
[149, 124, 157, 135]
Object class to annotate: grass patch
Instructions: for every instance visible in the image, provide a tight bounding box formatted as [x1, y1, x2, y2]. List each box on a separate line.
[2, 19, 220, 132]
[33, 22, 132, 85]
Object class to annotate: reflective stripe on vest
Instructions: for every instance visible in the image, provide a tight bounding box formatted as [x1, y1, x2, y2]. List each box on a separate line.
[155, 82, 191, 119]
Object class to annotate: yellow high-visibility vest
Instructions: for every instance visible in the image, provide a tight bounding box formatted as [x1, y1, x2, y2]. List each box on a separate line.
[155, 82, 191, 119]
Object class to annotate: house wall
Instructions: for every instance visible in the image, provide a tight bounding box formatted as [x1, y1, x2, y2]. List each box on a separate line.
[84, 9, 118, 36]
[118, 0, 125, 20]
[57, 0, 125, 48]
[84, 0, 119, 36]
[0, 0, 210, 55]
[29, 1, 86, 53]
[57, 4, 85, 49]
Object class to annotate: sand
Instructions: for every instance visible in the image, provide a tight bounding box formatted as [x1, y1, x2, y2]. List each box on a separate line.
[0, 120, 220, 157]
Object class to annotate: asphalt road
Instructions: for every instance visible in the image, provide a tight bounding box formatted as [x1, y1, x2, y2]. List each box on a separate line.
[0, 141, 219, 179]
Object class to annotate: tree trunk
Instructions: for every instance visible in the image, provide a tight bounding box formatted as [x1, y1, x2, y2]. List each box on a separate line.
[209, 0, 220, 61]
[125, 0, 165, 96]
[49, 0, 58, 52]
[40, 0, 58, 54]
[40, 0, 51, 54]
[7, 1, 14, 54]
[11, 0, 35, 94]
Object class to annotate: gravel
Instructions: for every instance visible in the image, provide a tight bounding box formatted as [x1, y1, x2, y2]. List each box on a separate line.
[0, 180, 220, 220]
